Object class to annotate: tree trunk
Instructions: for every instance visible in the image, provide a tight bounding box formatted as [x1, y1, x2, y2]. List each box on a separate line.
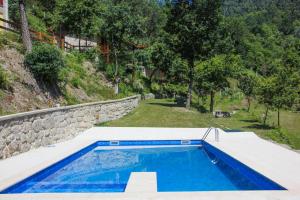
[277, 108, 280, 127]
[263, 106, 269, 126]
[113, 47, 119, 95]
[149, 68, 159, 81]
[210, 91, 214, 113]
[247, 96, 251, 112]
[186, 59, 194, 109]
[132, 70, 135, 83]
[78, 36, 81, 52]
[19, 0, 32, 52]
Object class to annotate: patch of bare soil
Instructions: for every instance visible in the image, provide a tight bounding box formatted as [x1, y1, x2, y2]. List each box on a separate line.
[0, 48, 113, 115]
[0, 48, 56, 113]
[83, 61, 113, 88]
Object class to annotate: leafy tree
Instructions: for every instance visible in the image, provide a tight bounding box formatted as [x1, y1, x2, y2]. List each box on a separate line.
[99, 0, 166, 94]
[238, 70, 257, 112]
[282, 36, 300, 72]
[273, 68, 300, 127]
[54, 0, 104, 38]
[256, 69, 300, 127]
[242, 24, 283, 76]
[165, 0, 222, 108]
[149, 41, 174, 81]
[195, 54, 241, 112]
[255, 76, 276, 125]
[99, 2, 134, 94]
[222, 16, 249, 54]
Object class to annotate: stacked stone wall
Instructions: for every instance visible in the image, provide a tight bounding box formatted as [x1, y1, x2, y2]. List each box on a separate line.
[0, 95, 140, 159]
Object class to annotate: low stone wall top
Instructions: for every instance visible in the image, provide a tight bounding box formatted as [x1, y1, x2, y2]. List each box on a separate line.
[0, 95, 140, 159]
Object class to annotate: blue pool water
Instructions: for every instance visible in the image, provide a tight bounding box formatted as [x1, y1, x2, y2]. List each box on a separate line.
[1, 140, 285, 193]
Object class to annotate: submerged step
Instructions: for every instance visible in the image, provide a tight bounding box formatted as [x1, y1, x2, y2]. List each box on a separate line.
[125, 172, 157, 193]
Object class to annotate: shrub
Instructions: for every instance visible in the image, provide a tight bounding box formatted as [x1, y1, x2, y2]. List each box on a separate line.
[105, 64, 115, 79]
[119, 82, 132, 96]
[133, 80, 144, 94]
[0, 66, 11, 90]
[0, 32, 18, 48]
[27, 14, 47, 32]
[83, 48, 99, 61]
[70, 77, 81, 88]
[69, 50, 85, 63]
[150, 82, 160, 94]
[25, 44, 65, 83]
[96, 55, 107, 71]
[0, 33, 9, 49]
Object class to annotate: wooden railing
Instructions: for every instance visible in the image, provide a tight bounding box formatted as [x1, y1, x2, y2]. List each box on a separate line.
[0, 18, 96, 52]
[0, 18, 20, 34]
[0, 18, 146, 63]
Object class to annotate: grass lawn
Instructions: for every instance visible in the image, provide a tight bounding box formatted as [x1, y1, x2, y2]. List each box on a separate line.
[99, 98, 300, 149]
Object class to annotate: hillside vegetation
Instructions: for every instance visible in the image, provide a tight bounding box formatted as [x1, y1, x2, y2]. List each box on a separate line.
[0, 32, 119, 115]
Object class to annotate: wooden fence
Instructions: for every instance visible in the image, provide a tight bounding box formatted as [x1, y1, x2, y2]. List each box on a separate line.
[0, 17, 145, 64]
[0, 17, 96, 52]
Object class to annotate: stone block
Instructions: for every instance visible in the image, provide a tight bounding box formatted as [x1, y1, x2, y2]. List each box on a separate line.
[32, 119, 44, 132]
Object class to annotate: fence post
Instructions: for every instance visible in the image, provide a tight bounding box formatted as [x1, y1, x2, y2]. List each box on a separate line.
[38, 32, 42, 41]
[78, 36, 81, 52]
[60, 37, 65, 50]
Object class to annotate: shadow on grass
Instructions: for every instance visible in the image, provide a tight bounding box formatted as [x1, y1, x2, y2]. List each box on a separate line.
[147, 102, 181, 108]
[243, 124, 273, 130]
[240, 119, 259, 123]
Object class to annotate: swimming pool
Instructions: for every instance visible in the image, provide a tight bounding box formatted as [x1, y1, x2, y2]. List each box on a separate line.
[0, 140, 285, 193]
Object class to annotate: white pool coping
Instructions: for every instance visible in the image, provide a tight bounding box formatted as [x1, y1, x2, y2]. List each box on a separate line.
[0, 127, 300, 200]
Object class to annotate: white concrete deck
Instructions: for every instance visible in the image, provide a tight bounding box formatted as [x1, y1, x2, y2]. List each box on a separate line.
[0, 127, 300, 200]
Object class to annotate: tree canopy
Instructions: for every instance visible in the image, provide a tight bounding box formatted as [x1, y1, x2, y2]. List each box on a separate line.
[9, 0, 300, 125]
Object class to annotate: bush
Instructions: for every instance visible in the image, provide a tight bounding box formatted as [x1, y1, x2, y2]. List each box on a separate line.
[83, 48, 99, 61]
[151, 82, 160, 94]
[70, 77, 81, 88]
[119, 82, 132, 96]
[25, 44, 65, 83]
[0, 32, 21, 49]
[133, 79, 144, 94]
[0, 33, 9, 48]
[0, 66, 11, 90]
[27, 14, 47, 32]
[105, 64, 115, 79]
[96, 56, 107, 71]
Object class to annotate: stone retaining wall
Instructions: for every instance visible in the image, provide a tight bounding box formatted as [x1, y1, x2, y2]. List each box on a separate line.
[0, 95, 140, 159]
[143, 93, 155, 100]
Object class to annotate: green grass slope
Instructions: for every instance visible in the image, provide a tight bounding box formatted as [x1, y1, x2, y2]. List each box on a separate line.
[100, 98, 300, 149]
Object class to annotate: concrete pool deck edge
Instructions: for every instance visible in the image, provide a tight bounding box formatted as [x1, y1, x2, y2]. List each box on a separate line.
[0, 127, 300, 200]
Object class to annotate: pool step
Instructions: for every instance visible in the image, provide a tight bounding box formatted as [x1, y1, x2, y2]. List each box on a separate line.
[125, 172, 157, 193]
